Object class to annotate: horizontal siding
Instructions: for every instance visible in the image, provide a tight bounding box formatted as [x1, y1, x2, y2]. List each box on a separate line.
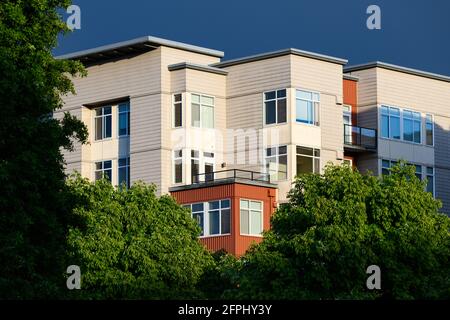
[200, 236, 234, 254]
[435, 168, 450, 215]
[130, 150, 161, 193]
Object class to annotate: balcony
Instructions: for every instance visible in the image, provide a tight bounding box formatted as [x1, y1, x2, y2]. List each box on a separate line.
[344, 124, 377, 152]
[192, 169, 271, 184]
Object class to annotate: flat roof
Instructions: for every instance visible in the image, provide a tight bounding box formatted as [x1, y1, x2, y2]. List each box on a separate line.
[345, 61, 450, 83]
[55, 35, 224, 66]
[212, 48, 348, 68]
[343, 74, 359, 81]
[169, 178, 277, 192]
[168, 62, 228, 75]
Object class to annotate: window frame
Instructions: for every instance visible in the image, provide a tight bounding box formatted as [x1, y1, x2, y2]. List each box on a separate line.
[94, 160, 112, 182]
[173, 149, 184, 184]
[239, 199, 264, 237]
[264, 145, 288, 182]
[117, 102, 130, 137]
[296, 146, 321, 176]
[172, 93, 183, 128]
[295, 89, 320, 126]
[184, 199, 231, 238]
[402, 109, 421, 144]
[94, 106, 112, 141]
[425, 114, 434, 146]
[118, 157, 130, 189]
[263, 89, 287, 126]
[191, 93, 215, 129]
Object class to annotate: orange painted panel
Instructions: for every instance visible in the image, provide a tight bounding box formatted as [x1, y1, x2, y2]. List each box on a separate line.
[343, 79, 358, 125]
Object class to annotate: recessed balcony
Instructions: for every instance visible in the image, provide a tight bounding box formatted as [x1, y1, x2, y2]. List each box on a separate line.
[344, 124, 377, 152]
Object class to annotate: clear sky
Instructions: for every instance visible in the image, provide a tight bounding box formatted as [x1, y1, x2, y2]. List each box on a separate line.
[55, 0, 450, 76]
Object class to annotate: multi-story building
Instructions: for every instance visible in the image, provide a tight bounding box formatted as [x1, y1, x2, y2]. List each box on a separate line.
[56, 36, 450, 255]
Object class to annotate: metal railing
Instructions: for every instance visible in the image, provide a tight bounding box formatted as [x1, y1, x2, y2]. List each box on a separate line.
[344, 124, 377, 150]
[192, 169, 271, 184]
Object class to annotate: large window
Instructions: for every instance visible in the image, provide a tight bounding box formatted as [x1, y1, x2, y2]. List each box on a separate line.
[426, 114, 434, 146]
[296, 146, 320, 175]
[240, 199, 263, 236]
[265, 145, 287, 181]
[191, 94, 214, 128]
[381, 106, 400, 139]
[95, 106, 112, 140]
[173, 150, 183, 184]
[296, 90, 320, 125]
[191, 150, 200, 183]
[118, 103, 130, 136]
[184, 200, 231, 237]
[95, 160, 112, 182]
[173, 94, 182, 128]
[264, 89, 287, 125]
[403, 110, 421, 143]
[118, 157, 130, 188]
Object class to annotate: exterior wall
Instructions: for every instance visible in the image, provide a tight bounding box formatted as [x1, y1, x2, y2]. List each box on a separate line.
[343, 79, 358, 124]
[170, 183, 276, 256]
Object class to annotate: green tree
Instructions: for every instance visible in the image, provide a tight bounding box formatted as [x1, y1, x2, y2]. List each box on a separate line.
[222, 163, 450, 299]
[0, 0, 87, 298]
[66, 176, 213, 299]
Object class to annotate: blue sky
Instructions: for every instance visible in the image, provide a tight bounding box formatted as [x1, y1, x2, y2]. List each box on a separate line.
[55, 0, 450, 76]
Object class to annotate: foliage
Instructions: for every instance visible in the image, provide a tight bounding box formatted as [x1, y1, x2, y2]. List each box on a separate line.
[66, 175, 213, 299]
[0, 0, 87, 298]
[221, 163, 450, 299]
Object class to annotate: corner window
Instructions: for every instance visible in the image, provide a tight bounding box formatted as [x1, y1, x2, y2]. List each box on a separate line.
[184, 200, 231, 237]
[240, 199, 263, 236]
[296, 146, 320, 175]
[173, 94, 182, 128]
[191, 94, 214, 128]
[296, 90, 320, 125]
[173, 150, 183, 184]
[264, 89, 287, 125]
[95, 106, 112, 140]
[403, 110, 421, 143]
[191, 150, 214, 183]
[118, 157, 130, 188]
[265, 145, 287, 181]
[118, 103, 130, 137]
[426, 114, 434, 146]
[95, 160, 112, 182]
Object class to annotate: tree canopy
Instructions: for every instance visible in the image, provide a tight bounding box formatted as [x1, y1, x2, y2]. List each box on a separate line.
[66, 176, 213, 299]
[0, 0, 87, 298]
[215, 164, 450, 300]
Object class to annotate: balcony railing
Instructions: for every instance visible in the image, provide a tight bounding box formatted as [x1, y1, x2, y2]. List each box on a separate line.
[344, 124, 377, 150]
[192, 169, 271, 184]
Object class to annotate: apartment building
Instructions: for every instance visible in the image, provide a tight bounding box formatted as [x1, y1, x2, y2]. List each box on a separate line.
[56, 36, 450, 255]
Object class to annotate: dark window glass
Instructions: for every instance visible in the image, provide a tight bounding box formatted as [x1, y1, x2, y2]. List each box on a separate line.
[277, 89, 286, 98]
[209, 211, 220, 235]
[264, 91, 276, 100]
[277, 99, 287, 123]
[265, 100, 276, 124]
[221, 209, 231, 234]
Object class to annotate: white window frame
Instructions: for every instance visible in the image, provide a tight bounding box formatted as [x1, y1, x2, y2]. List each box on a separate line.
[426, 167, 435, 197]
[380, 105, 401, 140]
[191, 93, 215, 129]
[264, 145, 288, 181]
[117, 102, 130, 137]
[263, 89, 287, 126]
[295, 89, 320, 126]
[94, 160, 112, 182]
[118, 157, 130, 188]
[402, 109, 421, 144]
[172, 93, 183, 128]
[191, 150, 215, 183]
[296, 146, 321, 175]
[240, 199, 264, 237]
[184, 199, 231, 238]
[94, 106, 112, 141]
[173, 149, 184, 184]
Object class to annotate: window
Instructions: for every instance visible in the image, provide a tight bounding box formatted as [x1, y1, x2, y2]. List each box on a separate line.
[426, 114, 434, 146]
[95, 160, 112, 182]
[191, 94, 214, 128]
[265, 145, 287, 181]
[296, 146, 320, 175]
[264, 89, 287, 125]
[240, 199, 263, 236]
[173, 150, 183, 184]
[118, 103, 130, 136]
[414, 164, 422, 180]
[118, 157, 130, 188]
[184, 200, 231, 237]
[95, 106, 112, 140]
[191, 150, 214, 183]
[426, 167, 434, 196]
[403, 110, 421, 143]
[296, 90, 320, 125]
[381, 106, 400, 139]
[191, 150, 200, 183]
[343, 105, 353, 144]
[173, 94, 182, 128]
